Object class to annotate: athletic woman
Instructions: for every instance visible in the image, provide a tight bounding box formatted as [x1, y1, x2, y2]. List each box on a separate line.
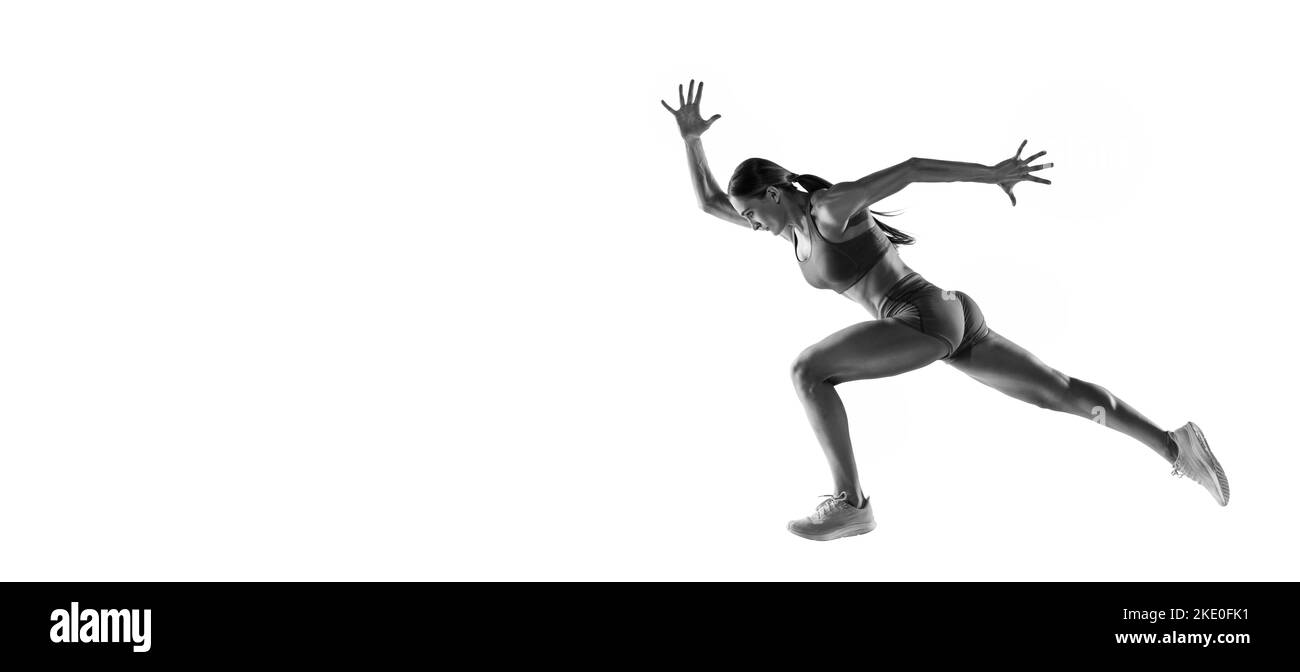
[661, 79, 1230, 541]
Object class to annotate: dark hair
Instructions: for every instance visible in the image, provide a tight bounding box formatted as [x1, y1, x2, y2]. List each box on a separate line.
[727, 157, 914, 246]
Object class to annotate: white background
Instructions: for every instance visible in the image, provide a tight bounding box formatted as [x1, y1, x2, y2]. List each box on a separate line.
[2, 1, 1297, 580]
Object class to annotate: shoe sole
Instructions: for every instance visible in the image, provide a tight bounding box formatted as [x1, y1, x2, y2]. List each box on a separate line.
[1188, 421, 1230, 506]
[787, 521, 877, 541]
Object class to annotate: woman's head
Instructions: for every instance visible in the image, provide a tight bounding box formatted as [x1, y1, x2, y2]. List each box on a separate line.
[726, 157, 916, 246]
[726, 158, 808, 237]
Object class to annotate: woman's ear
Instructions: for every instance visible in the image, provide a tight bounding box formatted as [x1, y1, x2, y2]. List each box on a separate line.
[766, 185, 781, 203]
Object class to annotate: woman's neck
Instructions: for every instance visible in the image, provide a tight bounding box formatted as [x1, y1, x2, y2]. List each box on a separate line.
[793, 191, 815, 237]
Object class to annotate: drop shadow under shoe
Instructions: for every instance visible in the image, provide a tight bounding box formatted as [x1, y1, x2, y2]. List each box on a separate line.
[787, 492, 877, 541]
[1169, 421, 1230, 506]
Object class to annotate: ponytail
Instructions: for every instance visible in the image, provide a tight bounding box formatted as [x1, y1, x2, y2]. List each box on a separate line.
[728, 158, 915, 246]
[788, 173, 915, 246]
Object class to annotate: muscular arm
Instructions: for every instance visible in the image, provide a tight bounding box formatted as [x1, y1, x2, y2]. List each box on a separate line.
[682, 135, 748, 227]
[908, 157, 997, 184]
[813, 157, 996, 234]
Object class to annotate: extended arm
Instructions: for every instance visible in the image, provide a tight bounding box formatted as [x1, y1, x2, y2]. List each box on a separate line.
[813, 141, 1054, 232]
[682, 135, 748, 226]
[661, 79, 748, 228]
[908, 157, 998, 183]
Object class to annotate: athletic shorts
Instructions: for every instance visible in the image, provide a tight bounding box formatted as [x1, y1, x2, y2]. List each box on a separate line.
[877, 271, 991, 360]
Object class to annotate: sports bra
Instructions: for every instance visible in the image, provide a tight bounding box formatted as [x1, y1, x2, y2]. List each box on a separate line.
[796, 197, 895, 293]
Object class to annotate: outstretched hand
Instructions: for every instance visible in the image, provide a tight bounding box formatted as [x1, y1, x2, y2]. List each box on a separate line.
[661, 79, 722, 139]
[990, 140, 1054, 206]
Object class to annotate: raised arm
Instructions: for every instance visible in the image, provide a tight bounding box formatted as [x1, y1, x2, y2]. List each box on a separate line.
[661, 80, 748, 228]
[813, 140, 1055, 233]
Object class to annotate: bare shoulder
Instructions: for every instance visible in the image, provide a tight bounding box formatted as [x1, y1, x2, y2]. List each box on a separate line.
[809, 188, 874, 243]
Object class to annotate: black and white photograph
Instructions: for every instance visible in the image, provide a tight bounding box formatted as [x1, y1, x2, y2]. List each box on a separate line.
[1, 0, 1295, 660]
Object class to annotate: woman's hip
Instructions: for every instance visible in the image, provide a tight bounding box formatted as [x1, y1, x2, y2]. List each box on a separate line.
[878, 273, 990, 359]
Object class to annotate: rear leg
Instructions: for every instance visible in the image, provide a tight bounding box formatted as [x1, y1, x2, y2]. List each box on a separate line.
[945, 329, 1176, 463]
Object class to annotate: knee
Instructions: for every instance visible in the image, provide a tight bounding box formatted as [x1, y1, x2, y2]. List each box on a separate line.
[1069, 377, 1117, 414]
[790, 349, 830, 395]
[1045, 375, 1114, 416]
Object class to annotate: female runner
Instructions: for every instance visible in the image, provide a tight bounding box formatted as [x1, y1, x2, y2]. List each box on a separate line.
[661, 80, 1230, 541]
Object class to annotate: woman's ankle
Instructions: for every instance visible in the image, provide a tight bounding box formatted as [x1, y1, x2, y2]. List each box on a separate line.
[1164, 430, 1180, 464]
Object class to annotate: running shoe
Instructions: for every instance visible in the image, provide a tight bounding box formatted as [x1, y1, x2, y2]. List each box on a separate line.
[1169, 421, 1230, 506]
[787, 492, 877, 541]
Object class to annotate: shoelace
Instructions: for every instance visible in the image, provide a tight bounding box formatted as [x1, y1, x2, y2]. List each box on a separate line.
[813, 492, 850, 520]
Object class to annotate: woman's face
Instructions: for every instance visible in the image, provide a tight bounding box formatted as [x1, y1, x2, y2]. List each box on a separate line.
[729, 187, 793, 237]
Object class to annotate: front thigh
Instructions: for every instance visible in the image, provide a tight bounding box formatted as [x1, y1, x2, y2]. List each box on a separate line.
[794, 318, 951, 386]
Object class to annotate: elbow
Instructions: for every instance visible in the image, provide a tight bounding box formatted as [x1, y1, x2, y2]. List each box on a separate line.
[903, 157, 927, 181]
